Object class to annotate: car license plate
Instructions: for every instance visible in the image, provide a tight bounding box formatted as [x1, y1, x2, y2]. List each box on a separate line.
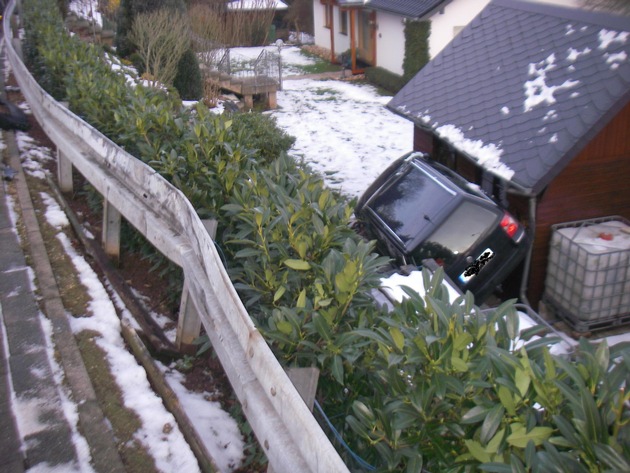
[459, 248, 494, 283]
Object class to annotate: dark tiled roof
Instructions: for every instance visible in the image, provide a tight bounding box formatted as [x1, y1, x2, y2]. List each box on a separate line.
[387, 0, 630, 194]
[363, 0, 449, 18]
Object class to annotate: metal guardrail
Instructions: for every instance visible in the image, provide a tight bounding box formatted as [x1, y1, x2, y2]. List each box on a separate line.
[2, 2, 349, 472]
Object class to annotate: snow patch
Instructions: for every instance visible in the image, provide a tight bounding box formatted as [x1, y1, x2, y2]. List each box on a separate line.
[523, 53, 579, 112]
[605, 51, 627, 69]
[56, 233, 202, 473]
[271, 78, 411, 197]
[435, 124, 514, 180]
[598, 29, 629, 50]
[40, 192, 70, 229]
[566, 47, 591, 62]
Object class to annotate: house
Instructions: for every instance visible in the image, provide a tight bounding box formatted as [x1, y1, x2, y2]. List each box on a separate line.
[312, 0, 579, 76]
[386, 0, 630, 310]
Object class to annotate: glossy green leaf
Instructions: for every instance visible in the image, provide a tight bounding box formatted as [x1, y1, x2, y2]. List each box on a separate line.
[276, 320, 292, 335]
[451, 356, 469, 372]
[498, 385, 516, 416]
[481, 405, 505, 445]
[283, 259, 311, 270]
[507, 424, 553, 448]
[389, 327, 405, 351]
[462, 405, 490, 424]
[331, 355, 344, 384]
[593, 443, 630, 470]
[273, 286, 286, 302]
[514, 368, 530, 398]
[296, 289, 306, 308]
[464, 439, 492, 463]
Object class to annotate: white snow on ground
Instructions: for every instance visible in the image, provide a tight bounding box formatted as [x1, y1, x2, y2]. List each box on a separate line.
[56, 232, 202, 473]
[270, 78, 413, 197]
[69, 0, 103, 27]
[158, 365, 246, 472]
[10, 129, 245, 471]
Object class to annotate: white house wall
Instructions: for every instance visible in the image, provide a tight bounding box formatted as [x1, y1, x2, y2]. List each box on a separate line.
[428, 0, 489, 58]
[314, 0, 582, 74]
[430, 0, 581, 58]
[375, 11, 406, 75]
[313, 2, 351, 60]
[313, 2, 330, 50]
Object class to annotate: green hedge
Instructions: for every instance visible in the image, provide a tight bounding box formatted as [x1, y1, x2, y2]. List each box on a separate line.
[403, 20, 430, 82]
[21, 1, 630, 471]
[364, 66, 407, 94]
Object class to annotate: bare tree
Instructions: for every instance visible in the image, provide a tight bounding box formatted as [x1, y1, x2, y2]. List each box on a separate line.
[130, 8, 191, 88]
[284, 0, 314, 39]
[189, 0, 278, 48]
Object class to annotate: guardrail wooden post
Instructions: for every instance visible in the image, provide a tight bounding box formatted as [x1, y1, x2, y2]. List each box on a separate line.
[176, 278, 202, 354]
[176, 219, 218, 353]
[102, 200, 121, 264]
[57, 149, 73, 193]
[267, 367, 320, 473]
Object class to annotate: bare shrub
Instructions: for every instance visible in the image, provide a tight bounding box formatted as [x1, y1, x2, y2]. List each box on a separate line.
[130, 8, 191, 88]
[189, 0, 277, 48]
[202, 79, 220, 108]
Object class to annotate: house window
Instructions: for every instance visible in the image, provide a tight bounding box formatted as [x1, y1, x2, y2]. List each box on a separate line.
[340, 10, 348, 35]
[325, 3, 334, 29]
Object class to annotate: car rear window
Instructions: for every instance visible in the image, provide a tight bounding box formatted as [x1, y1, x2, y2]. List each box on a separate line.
[410, 201, 499, 265]
[367, 163, 457, 246]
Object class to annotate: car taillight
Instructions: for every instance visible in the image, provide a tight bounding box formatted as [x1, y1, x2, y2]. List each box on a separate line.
[500, 212, 519, 239]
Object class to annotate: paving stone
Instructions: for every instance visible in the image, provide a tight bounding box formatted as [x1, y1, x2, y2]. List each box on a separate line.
[23, 423, 78, 468]
[8, 351, 57, 398]
[3, 313, 47, 358]
[0, 229, 27, 266]
[0, 457, 25, 473]
[0, 409, 25, 473]
[0, 267, 33, 303]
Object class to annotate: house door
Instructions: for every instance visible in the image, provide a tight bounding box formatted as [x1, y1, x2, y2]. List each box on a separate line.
[357, 10, 376, 66]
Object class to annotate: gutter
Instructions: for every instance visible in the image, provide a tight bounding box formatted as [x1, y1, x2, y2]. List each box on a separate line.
[366, 0, 456, 21]
[505, 187, 538, 309]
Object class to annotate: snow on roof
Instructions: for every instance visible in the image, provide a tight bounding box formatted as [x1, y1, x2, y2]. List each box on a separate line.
[387, 0, 630, 193]
[435, 123, 514, 179]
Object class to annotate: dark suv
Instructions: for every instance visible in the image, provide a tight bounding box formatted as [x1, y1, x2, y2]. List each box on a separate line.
[355, 152, 529, 303]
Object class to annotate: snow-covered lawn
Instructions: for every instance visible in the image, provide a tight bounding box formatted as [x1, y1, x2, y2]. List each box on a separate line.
[270, 76, 413, 197]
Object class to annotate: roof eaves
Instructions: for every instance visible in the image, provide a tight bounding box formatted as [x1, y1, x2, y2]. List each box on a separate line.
[495, 0, 630, 31]
[366, 0, 454, 20]
[386, 102, 536, 194]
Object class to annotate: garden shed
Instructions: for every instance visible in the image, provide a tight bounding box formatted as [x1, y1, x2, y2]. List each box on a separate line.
[387, 0, 630, 309]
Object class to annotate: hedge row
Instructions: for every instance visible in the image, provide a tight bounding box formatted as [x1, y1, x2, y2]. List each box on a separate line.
[20, 1, 630, 471]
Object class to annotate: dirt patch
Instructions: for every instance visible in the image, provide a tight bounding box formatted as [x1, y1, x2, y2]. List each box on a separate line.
[76, 331, 159, 473]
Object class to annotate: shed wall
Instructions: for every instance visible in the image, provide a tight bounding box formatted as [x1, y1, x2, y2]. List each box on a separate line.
[413, 100, 630, 309]
[528, 100, 630, 309]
